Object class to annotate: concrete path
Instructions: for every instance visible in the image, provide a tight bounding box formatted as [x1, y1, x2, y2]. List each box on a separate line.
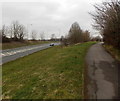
[85, 43, 120, 99]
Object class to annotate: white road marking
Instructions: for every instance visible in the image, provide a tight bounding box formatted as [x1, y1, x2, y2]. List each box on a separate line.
[2, 45, 44, 57]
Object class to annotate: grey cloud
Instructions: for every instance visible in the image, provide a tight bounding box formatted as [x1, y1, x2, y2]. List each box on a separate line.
[2, 0, 103, 39]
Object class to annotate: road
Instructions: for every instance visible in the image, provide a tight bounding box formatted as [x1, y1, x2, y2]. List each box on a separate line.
[85, 43, 120, 99]
[1, 43, 59, 65]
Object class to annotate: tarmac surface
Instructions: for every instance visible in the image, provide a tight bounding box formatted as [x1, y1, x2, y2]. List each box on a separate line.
[1, 43, 59, 65]
[85, 43, 120, 99]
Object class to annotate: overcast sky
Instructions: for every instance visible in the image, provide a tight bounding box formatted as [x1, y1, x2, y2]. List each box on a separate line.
[1, 0, 103, 39]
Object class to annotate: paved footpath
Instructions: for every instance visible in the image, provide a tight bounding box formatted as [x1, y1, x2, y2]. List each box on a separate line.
[85, 43, 120, 99]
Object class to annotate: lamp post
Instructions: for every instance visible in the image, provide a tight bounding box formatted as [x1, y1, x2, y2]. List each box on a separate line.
[27, 24, 32, 40]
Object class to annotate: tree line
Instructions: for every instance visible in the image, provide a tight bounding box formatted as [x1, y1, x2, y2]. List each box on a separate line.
[0, 21, 63, 43]
[0, 21, 50, 43]
[61, 22, 90, 46]
[91, 0, 120, 49]
[0, 21, 27, 42]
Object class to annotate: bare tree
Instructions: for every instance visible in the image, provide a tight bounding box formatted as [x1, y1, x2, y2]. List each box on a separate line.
[12, 21, 19, 40]
[40, 32, 45, 41]
[51, 34, 56, 41]
[60, 36, 64, 42]
[9, 25, 14, 39]
[1, 25, 7, 38]
[82, 30, 90, 42]
[31, 30, 37, 40]
[91, 0, 120, 49]
[17, 25, 26, 40]
[60, 35, 69, 46]
[11, 21, 26, 41]
[1, 25, 10, 42]
[68, 22, 83, 44]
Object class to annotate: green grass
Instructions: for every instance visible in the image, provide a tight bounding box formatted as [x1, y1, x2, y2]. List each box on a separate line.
[2, 41, 96, 99]
[2, 41, 52, 50]
[104, 45, 120, 61]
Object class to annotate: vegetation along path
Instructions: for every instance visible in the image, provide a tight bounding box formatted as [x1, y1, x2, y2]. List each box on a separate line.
[85, 42, 120, 99]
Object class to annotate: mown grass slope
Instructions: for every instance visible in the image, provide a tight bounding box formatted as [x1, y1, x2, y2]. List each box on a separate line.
[2, 41, 96, 99]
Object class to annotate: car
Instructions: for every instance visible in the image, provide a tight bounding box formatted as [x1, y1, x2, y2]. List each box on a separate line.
[50, 43, 54, 46]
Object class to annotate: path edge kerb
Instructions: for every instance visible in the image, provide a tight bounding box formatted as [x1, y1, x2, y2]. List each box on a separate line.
[84, 42, 96, 99]
[84, 60, 89, 99]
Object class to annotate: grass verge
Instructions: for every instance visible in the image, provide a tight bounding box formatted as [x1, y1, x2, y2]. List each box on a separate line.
[2, 41, 53, 50]
[2, 41, 96, 99]
[104, 45, 120, 61]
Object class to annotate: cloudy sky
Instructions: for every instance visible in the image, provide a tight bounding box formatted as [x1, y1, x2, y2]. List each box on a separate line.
[1, 0, 103, 39]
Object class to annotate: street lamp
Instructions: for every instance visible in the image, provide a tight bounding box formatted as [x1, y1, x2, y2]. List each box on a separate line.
[27, 24, 32, 40]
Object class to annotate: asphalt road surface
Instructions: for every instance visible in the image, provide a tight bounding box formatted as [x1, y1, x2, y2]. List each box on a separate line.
[1, 43, 59, 65]
[85, 43, 120, 99]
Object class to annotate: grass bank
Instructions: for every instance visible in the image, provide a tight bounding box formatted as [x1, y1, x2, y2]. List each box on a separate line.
[2, 41, 52, 50]
[104, 45, 120, 61]
[2, 41, 96, 99]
